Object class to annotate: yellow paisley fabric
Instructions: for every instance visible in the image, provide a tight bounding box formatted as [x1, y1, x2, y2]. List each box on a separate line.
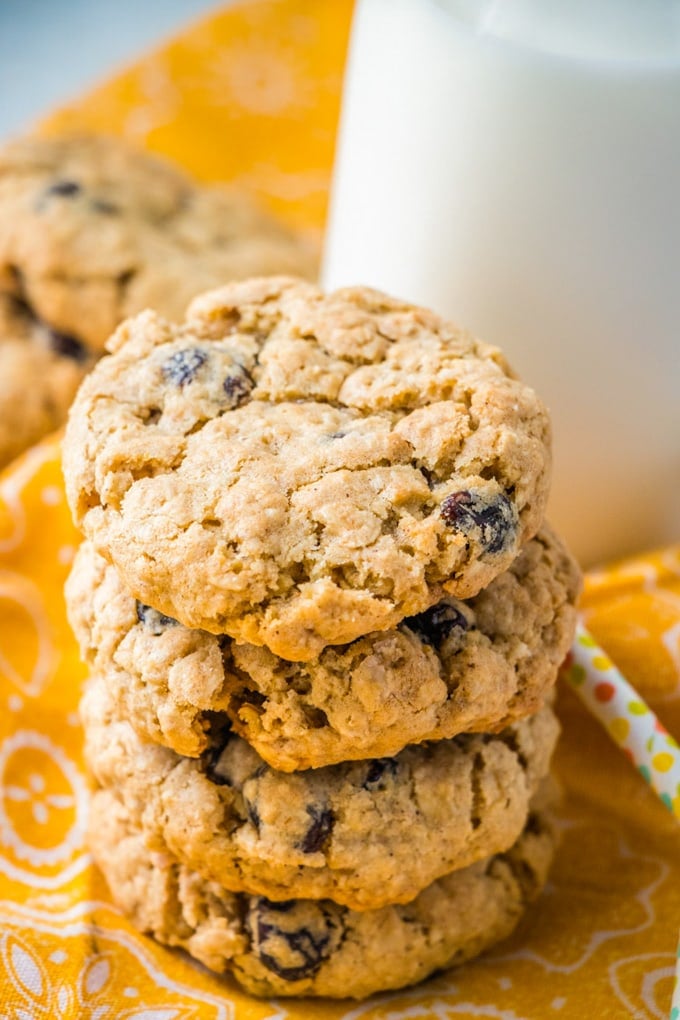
[0, 2, 678, 1016]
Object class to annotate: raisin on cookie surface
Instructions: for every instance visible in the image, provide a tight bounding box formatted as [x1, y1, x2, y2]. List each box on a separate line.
[81, 675, 558, 911]
[64, 276, 552, 660]
[67, 525, 579, 766]
[89, 787, 555, 999]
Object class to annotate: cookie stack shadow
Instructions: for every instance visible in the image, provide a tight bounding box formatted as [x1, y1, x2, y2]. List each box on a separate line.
[63, 277, 581, 1000]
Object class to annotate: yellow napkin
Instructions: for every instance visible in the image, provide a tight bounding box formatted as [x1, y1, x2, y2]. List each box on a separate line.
[39, 0, 354, 245]
[0, 2, 678, 1016]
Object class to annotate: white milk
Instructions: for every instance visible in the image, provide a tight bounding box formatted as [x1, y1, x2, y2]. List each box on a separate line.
[323, 0, 680, 566]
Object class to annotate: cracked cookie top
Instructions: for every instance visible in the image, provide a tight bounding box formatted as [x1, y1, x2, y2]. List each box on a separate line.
[81, 673, 558, 912]
[66, 526, 579, 766]
[0, 135, 315, 354]
[63, 276, 552, 659]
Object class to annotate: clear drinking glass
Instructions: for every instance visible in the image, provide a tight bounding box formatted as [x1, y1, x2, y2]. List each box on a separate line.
[323, 0, 680, 566]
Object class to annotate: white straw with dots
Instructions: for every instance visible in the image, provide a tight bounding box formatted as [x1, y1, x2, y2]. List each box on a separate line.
[561, 620, 680, 1019]
[562, 621, 680, 818]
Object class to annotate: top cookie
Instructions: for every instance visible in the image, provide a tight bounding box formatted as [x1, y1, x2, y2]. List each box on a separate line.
[0, 134, 315, 354]
[63, 277, 552, 660]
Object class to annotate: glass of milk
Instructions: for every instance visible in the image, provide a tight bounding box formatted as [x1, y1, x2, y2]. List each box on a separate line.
[322, 0, 680, 567]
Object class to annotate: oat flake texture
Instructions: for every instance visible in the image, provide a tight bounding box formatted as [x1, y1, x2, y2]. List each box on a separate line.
[65, 526, 578, 767]
[81, 674, 558, 912]
[63, 276, 552, 660]
[89, 787, 556, 999]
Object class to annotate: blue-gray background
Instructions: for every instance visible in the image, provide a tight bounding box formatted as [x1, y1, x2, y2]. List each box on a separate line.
[0, 0, 224, 140]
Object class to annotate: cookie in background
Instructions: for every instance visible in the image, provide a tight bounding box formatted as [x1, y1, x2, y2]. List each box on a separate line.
[0, 133, 316, 468]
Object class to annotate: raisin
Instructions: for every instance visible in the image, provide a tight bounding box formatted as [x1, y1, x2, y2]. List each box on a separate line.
[200, 731, 233, 786]
[300, 805, 334, 854]
[44, 179, 81, 198]
[249, 898, 343, 982]
[440, 490, 517, 554]
[161, 348, 207, 386]
[362, 757, 399, 790]
[10, 289, 88, 362]
[135, 601, 178, 635]
[48, 328, 88, 363]
[223, 368, 253, 408]
[406, 603, 469, 648]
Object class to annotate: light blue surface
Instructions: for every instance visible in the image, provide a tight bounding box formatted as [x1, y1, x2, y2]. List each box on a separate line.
[0, 0, 224, 140]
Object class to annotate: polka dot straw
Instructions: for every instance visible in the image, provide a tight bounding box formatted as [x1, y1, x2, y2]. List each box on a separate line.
[562, 620, 680, 1020]
[563, 621, 680, 819]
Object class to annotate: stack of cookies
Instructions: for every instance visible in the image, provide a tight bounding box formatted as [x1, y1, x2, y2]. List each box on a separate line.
[63, 277, 580, 999]
[0, 134, 313, 468]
